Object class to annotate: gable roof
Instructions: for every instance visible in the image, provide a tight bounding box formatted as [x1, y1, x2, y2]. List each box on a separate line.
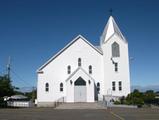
[100, 16, 127, 44]
[37, 35, 103, 72]
[65, 67, 96, 82]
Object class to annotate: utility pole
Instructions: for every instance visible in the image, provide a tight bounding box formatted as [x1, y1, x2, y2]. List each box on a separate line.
[7, 56, 11, 79]
[32, 86, 35, 101]
[130, 57, 134, 104]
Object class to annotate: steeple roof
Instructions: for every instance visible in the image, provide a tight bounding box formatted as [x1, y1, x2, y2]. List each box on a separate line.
[100, 16, 126, 44]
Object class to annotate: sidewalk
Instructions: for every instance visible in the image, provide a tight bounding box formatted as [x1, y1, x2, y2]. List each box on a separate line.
[55, 102, 106, 109]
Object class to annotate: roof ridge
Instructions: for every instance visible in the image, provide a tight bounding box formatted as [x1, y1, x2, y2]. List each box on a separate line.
[37, 35, 103, 72]
[65, 67, 96, 82]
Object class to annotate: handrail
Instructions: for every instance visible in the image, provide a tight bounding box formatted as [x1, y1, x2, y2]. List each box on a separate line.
[54, 97, 65, 108]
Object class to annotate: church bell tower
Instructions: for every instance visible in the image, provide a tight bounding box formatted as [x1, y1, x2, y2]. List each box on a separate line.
[100, 16, 131, 98]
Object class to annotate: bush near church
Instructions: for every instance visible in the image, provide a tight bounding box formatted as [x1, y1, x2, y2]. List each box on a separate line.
[0, 74, 37, 108]
[114, 89, 157, 108]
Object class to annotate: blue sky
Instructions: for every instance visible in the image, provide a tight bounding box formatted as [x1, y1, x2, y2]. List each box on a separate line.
[0, 0, 159, 88]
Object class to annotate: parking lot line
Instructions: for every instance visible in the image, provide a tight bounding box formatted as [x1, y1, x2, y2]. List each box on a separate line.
[109, 111, 125, 120]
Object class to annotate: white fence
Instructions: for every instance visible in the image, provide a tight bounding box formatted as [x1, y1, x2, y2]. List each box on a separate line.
[7, 101, 33, 107]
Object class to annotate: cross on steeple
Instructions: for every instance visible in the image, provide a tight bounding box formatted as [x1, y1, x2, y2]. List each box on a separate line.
[109, 8, 113, 16]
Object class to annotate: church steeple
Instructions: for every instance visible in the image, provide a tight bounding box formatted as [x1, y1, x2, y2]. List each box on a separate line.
[100, 16, 126, 44]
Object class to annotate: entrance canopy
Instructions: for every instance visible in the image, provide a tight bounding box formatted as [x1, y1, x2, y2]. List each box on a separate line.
[66, 67, 95, 102]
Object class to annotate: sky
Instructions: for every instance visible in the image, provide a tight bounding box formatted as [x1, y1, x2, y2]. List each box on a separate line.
[0, 0, 159, 89]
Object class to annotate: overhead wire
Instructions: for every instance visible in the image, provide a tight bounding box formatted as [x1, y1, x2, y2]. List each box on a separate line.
[10, 68, 35, 89]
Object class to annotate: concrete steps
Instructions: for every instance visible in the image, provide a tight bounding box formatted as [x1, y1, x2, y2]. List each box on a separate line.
[55, 102, 106, 109]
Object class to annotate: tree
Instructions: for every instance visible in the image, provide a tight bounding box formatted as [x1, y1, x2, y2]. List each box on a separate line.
[114, 89, 158, 107]
[143, 90, 155, 105]
[120, 96, 125, 104]
[0, 75, 14, 97]
[126, 89, 144, 107]
[25, 89, 37, 101]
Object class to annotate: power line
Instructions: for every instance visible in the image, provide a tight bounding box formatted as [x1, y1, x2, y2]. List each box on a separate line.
[1, 57, 35, 91]
[11, 69, 33, 87]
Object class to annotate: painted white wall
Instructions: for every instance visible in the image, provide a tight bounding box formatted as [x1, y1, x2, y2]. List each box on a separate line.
[37, 16, 131, 106]
[101, 34, 130, 97]
[37, 37, 103, 104]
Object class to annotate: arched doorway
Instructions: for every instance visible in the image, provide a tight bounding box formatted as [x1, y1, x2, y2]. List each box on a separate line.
[74, 77, 87, 102]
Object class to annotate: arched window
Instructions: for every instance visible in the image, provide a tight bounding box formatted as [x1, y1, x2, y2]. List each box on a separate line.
[78, 58, 81, 67]
[97, 82, 100, 92]
[67, 65, 71, 74]
[45, 83, 49, 92]
[74, 77, 86, 86]
[112, 42, 120, 57]
[89, 65, 92, 74]
[60, 83, 63, 92]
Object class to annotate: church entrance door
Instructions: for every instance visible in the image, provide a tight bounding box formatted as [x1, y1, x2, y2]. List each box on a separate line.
[74, 77, 87, 102]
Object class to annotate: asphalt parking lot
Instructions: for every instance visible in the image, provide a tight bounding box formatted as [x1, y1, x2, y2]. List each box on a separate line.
[0, 107, 159, 120]
[111, 107, 159, 120]
[0, 108, 118, 120]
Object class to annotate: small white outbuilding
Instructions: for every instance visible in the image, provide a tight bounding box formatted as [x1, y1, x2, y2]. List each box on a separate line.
[37, 16, 131, 107]
[7, 95, 33, 107]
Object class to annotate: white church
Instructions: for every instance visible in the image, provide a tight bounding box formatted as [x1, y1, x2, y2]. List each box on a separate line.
[37, 16, 131, 107]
